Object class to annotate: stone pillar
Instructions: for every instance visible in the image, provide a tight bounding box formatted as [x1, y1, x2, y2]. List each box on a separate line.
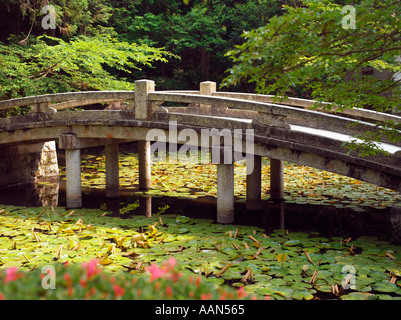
[217, 163, 235, 223]
[246, 155, 262, 210]
[213, 145, 234, 224]
[60, 133, 82, 208]
[199, 81, 216, 115]
[270, 158, 284, 201]
[65, 149, 82, 208]
[135, 79, 155, 120]
[138, 140, 151, 190]
[105, 143, 119, 198]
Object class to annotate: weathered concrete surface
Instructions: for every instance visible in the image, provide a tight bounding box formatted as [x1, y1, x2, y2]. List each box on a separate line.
[65, 148, 82, 208]
[135, 80, 155, 120]
[138, 140, 151, 190]
[216, 163, 235, 223]
[0, 141, 58, 189]
[246, 155, 262, 210]
[270, 158, 285, 201]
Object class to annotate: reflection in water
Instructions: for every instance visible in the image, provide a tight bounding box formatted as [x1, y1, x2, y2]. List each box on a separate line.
[139, 196, 152, 217]
[1, 180, 401, 243]
[0, 178, 59, 207]
[390, 206, 401, 244]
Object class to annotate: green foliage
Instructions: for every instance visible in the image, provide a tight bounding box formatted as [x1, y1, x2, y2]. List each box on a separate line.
[0, 34, 172, 100]
[106, 0, 282, 89]
[222, 0, 401, 155]
[0, 258, 255, 300]
[4, 0, 114, 41]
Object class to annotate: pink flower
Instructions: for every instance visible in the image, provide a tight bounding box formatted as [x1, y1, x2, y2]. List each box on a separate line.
[146, 258, 182, 282]
[165, 286, 173, 298]
[146, 263, 168, 281]
[163, 257, 177, 270]
[201, 293, 213, 300]
[237, 286, 248, 298]
[64, 273, 72, 287]
[82, 259, 101, 280]
[4, 267, 20, 284]
[113, 284, 125, 299]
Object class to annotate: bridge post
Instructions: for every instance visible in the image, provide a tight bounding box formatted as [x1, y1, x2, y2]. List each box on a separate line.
[200, 81, 216, 114]
[135, 79, 155, 120]
[105, 143, 120, 198]
[59, 133, 82, 209]
[214, 145, 235, 224]
[138, 140, 151, 190]
[270, 158, 285, 201]
[134, 80, 153, 191]
[246, 155, 262, 210]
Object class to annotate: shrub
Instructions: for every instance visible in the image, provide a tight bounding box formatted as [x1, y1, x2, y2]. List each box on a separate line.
[0, 258, 261, 300]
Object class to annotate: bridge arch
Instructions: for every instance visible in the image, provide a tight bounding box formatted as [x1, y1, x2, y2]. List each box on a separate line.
[0, 80, 400, 222]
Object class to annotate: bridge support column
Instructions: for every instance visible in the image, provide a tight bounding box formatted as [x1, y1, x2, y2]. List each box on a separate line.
[217, 163, 234, 223]
[60, 133, 82, 208]
[246, 155, 262, 210]
[214, 145, 234, 224]
[138, 140, 151, 190]
[65, 148, 82, 208]
[105, 143, 119, 198]
[270, 158, 285, 201]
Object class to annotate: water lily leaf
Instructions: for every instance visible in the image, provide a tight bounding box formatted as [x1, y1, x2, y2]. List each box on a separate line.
[205, 277, 225, 285]
[283, 240, 301, 247]
[291, 290, 314, 300]
[372, 283, 400, 293]
[341, 292, 377, 300]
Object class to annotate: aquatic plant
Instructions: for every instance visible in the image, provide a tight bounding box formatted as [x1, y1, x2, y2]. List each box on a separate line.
[1, 206, 401, 300]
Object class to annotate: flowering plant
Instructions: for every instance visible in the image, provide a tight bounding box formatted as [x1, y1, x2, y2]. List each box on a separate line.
[0, 258, 264, 300]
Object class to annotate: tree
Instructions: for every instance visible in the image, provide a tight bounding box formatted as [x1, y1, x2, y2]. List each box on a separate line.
[106, 0, 282, 90]
[0, 0, 174, 112]
[0, 35, 172, 116]
[223, 0, 401, 155]
[0, 0, 114, 42]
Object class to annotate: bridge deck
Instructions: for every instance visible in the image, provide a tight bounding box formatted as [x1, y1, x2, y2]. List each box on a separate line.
[201, 115, 401, 155]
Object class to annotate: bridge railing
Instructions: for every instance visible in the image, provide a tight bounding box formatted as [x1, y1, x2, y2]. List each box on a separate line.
[0, 79, 400, 147]
[148, 90, 401, 147]
[0, 91, 135, 112]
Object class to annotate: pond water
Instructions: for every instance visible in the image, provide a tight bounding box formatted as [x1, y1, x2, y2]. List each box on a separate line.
[1, 151, 400, 243]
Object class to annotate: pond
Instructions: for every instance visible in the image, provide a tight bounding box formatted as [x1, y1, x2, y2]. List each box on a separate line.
[1, 150, 401, 300]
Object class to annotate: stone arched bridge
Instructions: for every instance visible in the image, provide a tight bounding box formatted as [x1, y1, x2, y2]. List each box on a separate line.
[0, 79, 400, 223]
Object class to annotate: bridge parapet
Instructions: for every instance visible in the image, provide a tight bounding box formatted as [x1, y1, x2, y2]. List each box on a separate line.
[0, 80, 400, 148]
